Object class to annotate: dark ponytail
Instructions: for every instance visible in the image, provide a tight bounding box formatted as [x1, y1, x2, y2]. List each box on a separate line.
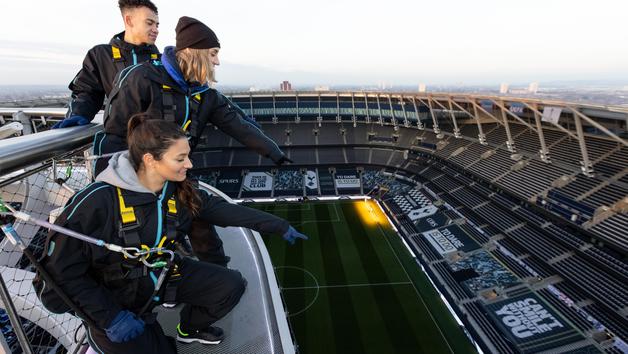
[127, 113, 201, 215]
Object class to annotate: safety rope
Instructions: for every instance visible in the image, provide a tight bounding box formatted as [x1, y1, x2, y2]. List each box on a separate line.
[0, 200, 173, 268]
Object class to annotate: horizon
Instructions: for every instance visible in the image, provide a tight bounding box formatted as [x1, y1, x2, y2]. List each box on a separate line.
[1, 0, 627, 87]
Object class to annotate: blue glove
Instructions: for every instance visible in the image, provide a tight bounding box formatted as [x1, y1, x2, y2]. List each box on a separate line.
[282, 226, 308, 245]
[105, 310, 145, 343]
[51, 115, 90, 129]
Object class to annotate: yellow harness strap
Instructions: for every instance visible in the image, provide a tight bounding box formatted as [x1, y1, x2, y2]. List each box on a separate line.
[111, 46, 122, 60]
[116, 187, 137, 224]
[167, 197, 177, 215]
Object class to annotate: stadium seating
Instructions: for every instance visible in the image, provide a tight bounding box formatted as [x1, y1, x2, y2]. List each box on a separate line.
[589, 214, 628, 250]
[581, 303, 628, 340]
[197, 102, 628, 350]
[536, 288, 595, 333]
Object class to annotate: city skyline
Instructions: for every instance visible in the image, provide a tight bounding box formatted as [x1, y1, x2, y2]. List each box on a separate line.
[1, 0, 627, 86]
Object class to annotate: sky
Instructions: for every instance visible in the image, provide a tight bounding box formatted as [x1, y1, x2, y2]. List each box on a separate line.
[1, 0, 627, 88]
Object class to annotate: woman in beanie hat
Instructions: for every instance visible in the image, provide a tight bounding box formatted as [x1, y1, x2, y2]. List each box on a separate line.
[174, 16, 221, 84]
[100, 16, 290, 176]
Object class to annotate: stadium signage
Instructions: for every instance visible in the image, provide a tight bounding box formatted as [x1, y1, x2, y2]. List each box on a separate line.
[306, 170, 318, 190]
[542, 106, 562, 124]
[423, 228, 463, 254]
[485, 293, 579, 350]
[422, 225, 479, 255]
[243, 172, 273, 191]
[219, 179, 240, 184]
[415, 212, 450, 231]
[495, 297, 564, 339]
[509, 102, 524, 115]
[407, 205, 438, 221]
[335, 174, 361, 189]
[215, 171, 243, 195]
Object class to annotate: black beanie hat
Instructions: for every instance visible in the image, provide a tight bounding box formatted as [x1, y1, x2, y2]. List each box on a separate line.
[175, 16, 220, 50]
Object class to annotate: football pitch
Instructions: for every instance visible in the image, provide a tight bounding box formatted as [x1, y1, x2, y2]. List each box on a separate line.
[252, 200, 477, 354]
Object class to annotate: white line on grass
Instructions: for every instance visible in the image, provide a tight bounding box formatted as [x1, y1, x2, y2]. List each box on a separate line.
[289, 203, 341, 227]
[275, 266, 321, 317]
[377, 224, 455, 354]
[271, 203, 312, 212]
[282, 281, 412, 290]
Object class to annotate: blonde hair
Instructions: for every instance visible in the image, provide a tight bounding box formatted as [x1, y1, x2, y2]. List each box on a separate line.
[176, 48, 216, 85]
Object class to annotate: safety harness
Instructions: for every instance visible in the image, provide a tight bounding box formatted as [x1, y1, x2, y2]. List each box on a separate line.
[90, 46, 160, 171]
[0, 192, 180, 320]
[111, 45, 158, 71]
[161, 84, 202, 138]
[101, 188, 182, 303]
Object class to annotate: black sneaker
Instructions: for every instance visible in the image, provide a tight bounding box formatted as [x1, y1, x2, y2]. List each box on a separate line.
[176, 324, 224, 345]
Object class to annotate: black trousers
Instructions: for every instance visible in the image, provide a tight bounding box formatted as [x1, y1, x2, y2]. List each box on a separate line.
[86, 257, 246, 354]
[188, 218, 231, 267]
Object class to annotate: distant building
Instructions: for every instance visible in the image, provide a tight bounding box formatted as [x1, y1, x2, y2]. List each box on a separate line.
[314, 85, 330, 91]
[528, 82, 539, 94]
[499, 83, 509, 94]
[418, 83, 426, 92]
[249, 86, 258, 92]
[378, 81, 392, 90]
[280, 81, 292, 91]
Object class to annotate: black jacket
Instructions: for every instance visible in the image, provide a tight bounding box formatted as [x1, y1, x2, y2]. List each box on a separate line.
[66, 32, 159, 120]
[102, 59, 284, 160]
[43, 180, 288, 329]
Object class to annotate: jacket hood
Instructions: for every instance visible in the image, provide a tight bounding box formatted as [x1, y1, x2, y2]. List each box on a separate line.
[96, 152, 154, 194]
[110, 31, 158, 54]
[162, 46, 208, 93]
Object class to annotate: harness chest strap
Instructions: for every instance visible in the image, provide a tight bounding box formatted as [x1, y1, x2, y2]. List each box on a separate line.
[111, 45, 159, 71]
[162, 85, 177, 122]
[186, 94, 202, 136]
[111, 46, 126, 73]
[160, 86, 202, 135]
[104, 188, 179, 282]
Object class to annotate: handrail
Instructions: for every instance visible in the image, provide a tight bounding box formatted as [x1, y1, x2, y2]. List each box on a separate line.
[0, 123, 101, 176]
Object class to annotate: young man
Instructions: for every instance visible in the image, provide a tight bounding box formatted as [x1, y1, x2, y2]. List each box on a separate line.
[54, 0, 160, 128]
[98, 15, 289, 173]
[54, 0, 259, 129]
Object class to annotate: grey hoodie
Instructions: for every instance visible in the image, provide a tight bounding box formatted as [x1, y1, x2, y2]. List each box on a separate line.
[96, 152, 154, 194]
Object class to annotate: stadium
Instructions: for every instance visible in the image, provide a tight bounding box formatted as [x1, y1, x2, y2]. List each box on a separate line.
[0, 90, 626, 354]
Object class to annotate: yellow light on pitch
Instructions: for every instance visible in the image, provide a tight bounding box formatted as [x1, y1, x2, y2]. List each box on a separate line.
[354, 199, 387, 226]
